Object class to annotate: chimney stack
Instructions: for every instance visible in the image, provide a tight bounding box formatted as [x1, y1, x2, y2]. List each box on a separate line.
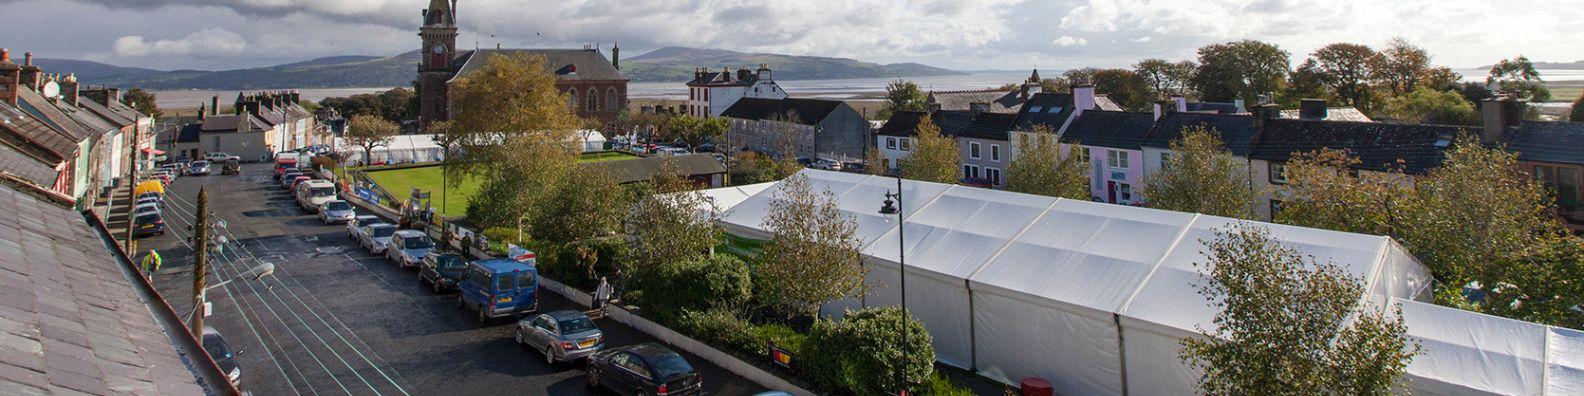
[1071, 84, 1096, 115]
[0, 49, 18, 105]
[1253, 103, 1281, 128]
[18, 52, 42, 91]
[1481, 95, 1525, 144]
[60, 73, 78, 106]
[737, 67, 751, 82]
[1299, 99, 1328, 120]
[757, 64, 772, 81]
[1153, 100, 1173, 121]
[211, 95, 219, 115]
[611, 42, 620, 70]
[1233, 99, 1247, 114]
[199, 104, 207, 121]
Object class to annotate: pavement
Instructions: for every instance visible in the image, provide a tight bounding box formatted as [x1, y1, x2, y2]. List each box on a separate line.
[117, 163, 768, 395]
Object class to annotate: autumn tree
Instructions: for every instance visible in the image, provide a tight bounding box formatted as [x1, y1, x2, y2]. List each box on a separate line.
[1381, 89, 1478, 125]
[445, 52, 583, 182]
[1075, 68, 1155, 111]
[344, 115, 399, 166]
[880, 79, 927, 119]
[627, 160, 724, 270]
[1191, 40, 1291, 103]
[1279, 59, 1332, 107]
[122, 88, 162, 118]
[863, 146, 889, 176]
[1180, 224, 1417, 395]
[532, 166, 627, 246]
[1487, 55, 1551, 102]
[1309, 43, 1379, 111]
[896, 117, 960, 184]
[1134, 58, 1198, 97]
[758, 173, 866, 316]
[1140, 128, 1252, 218]
[1274, 148, 1410, 237]
[1571, 93, 1584, 122]
[319, 88, 416, 122]
[1005, 125, 1088, 199]
[465, 132, 580, 228]
[1369, 38, 1433, 96]
[668, 115, 727, 152]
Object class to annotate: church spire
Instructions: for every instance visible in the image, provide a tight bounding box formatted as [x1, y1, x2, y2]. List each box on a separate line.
[424, 0, 454, 26]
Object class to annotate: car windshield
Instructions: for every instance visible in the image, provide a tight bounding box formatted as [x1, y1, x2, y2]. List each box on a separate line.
[356, 217, 378, 226]
[437, 255, 465, 268]
[136, 213, 161, 223]
[310, 187, 335, 197]
[203, 334, 234, 360]
[559, 317, 596, 333]
[192, 161, 208, 166]
[649, 353, 695, 379]
[404, 237, 434, 249]
[371, 227, 396, 238]
[325, 201, 352, 211]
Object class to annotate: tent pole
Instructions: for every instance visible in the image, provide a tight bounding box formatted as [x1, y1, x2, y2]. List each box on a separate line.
[967, 279, 977, 371]
[1115, 313, 1129, 396]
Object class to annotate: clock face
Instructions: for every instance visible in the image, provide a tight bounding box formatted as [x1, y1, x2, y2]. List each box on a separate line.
[432, 44, 446, 54]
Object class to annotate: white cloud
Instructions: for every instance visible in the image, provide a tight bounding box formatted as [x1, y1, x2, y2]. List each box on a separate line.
[1053, 36, 1088, 47]
[1131, 36, 1151, 43]
[113, 27, 248, 57]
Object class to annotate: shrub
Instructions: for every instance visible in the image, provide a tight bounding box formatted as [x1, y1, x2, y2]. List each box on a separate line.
[634, 254, 752, 320]
[546, 238, 627, 289]
[799, 307, 935, 395]
[920, 372, 975, 396]
[677, 308, 760, 354]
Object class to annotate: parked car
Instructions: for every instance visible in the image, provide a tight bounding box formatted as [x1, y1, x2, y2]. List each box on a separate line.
[132, 212, 166, 238]
[205, 152, 241, 163]
[517, 310, 604, 365]
[279, 170, 303, 187]
[457, 258, 538, 322]
[287, 176, 313, 192]
[419, 252, 467, 292]
[221, 159, 241, 175]
[133, 202, 161, 217]
[188, 160, 212, 176]
[347, 215, 380, 239]
[586, 343, 702, 396]
[136, 195, 163, 207]
[201, 326, 242, 387]
[385, 230, 435, 268]
[295, 180, 337, 212]
[319, 200, 356, 224]
[357, 223, 397, 255]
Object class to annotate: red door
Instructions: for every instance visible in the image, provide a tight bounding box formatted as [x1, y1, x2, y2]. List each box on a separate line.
[1107, 181, 1117, 203]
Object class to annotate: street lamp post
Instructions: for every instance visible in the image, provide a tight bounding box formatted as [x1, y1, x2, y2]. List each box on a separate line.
[878, 175, 909, 395]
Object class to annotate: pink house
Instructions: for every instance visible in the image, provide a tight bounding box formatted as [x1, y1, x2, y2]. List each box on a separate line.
[1057, 110, 1158, 204]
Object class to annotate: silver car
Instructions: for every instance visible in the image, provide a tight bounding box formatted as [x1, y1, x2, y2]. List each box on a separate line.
[358, 223, 397, 255]
[347, 215, 380, 239]
[384, 230, 435, 268]
[188, 160, 212, 175]
[319, 200, 357, 224]
[516, 310, 604, 365]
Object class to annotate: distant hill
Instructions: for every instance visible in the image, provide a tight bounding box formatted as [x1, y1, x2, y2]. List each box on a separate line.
[1477, 60, 1584, 70]
[624, 46, 962, 82]
[32, 46, 962, 90]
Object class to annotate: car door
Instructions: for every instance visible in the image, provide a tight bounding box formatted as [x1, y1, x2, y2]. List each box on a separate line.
[528, 315, 552, 347]
[606, 352, 647, 391]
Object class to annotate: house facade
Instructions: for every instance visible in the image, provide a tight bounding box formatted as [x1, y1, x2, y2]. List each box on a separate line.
[1481, 96, 1584, 231]
[686, 65, 786, 118]
[872, 110, 974, 174]
[1058, 110, 1157, 204]
[957, 112, 1016, 187]
[721, 97, 869, 161]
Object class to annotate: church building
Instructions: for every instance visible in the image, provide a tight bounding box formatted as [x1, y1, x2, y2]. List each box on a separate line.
[417, 0, 628, 129]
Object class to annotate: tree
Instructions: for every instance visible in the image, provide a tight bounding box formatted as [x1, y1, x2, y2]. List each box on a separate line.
[319, 88, 416, 123]
[1278, 59, 1331, 108]
[1381, 89, 1478, 125]
[627, 160, 723, 270]
[531, 166, 626, 246]
[1369, 38, 1433, 96]
[1571, 92, 1584, 122]
[344, 115, 399, 166]
[1274, 148, 1410, 237]
[465, 132, 580, 228]
[1191, 40, 1291, 103]
[897, 117, 959, 184]
[880, 79, 927, 119]
[863, 146, 889, 176]
[1487, 56, 1551, 102]
[445, 52, 583, 181]
[122, 88, 162, 118]
[1140, 128, 1252, 218]
[1420, 66, 1464, 92]
[1084, 68, 1156, 111]
[1309, 43, 1379, 110]
[1135, 58, 1198, 97]
[1004, 125, 1088, 199]
[758, 173, 866, 316]
[668, 115, 727, 152]
[1180, 224, 1417, 395]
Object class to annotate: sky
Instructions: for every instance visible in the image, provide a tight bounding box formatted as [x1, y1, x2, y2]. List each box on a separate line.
[2, 0, 1581, 72]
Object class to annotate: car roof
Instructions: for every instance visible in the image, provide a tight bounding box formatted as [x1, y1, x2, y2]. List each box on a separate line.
[623, 343, 680, 360]
[304, 180, 334, 187]
[368, 223, 395, 229]
[356, 215, 379, 220]
[393, 230, 426, 237]
[546, 310, 589, 321]
[472, 258, 536, 274]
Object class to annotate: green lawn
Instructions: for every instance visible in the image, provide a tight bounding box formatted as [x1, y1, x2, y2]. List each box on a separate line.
[361, 152, 638, 218]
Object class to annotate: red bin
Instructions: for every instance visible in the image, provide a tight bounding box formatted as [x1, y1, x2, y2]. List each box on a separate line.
[1020, 377, 1054, 396]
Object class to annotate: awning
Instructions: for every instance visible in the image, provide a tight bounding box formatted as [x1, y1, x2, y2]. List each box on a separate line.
[141, 148, 166, 155]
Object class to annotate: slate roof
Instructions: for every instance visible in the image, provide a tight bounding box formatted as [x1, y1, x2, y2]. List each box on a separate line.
[0, 141, 59, 187]
[1248, 119, 1467, 174]
[16, 89, 92, 143]
[1186, 101, 1242, 114]
[720, 98, 847, 126]
[451, 49, 626, 83]
[1012, 92, 1078, 131]
[0, 102, 76, 162]
[1059, 110, 1158, 150]
[0, 178, 206, 395]
[687, 70, 757, 87]
[1093, 95, 1126, 112]
[76, 100, 134, 129]
[959, 112, 1017, 141]
[583, 153, 727, 184]
[1279, 107, 1373, 122]
[199, 114, 269, 133]
[1502, 121, 1584, 165]
[876, 110, 979, 139]
[928, 89, 1025, 114]
[175, 124, 200, 144]
[1144, 112, 1260, 156]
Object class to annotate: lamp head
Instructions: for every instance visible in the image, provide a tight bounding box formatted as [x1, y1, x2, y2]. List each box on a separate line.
[879, 195, 898, 215]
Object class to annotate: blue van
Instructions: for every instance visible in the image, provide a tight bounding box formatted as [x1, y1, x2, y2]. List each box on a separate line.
[458, 258, 538, 322]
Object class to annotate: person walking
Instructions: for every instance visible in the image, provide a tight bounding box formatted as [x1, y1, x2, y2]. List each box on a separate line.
[594, 276, 613, 317]
[140, 249, 162, 282]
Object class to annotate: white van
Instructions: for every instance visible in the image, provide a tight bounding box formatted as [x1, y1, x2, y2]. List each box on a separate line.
[295, 180, 338, 213]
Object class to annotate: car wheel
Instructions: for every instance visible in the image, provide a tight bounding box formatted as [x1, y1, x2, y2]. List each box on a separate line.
[477, 307, 488, 323]
[586, 368, 599, 388]
[432, 281, 442, 293]
[545, 344, 556, 366]
[457, 295, 466, 309]
[514, 330, 525, 346]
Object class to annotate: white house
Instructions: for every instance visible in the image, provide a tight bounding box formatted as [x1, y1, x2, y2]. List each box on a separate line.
[686, 64, 787, 118]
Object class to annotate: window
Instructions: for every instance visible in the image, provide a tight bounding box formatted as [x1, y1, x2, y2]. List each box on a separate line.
[689, 88, 695, 101]
[607, 87, 618, 110]
[900, 138, 911, 151]
[1160, 152, 1174, 170]
[467, 269, 490, 289]
[618, 352, 652, 378]
[886, 137, 896, 150]
[1106, 149, 1128, 169]
[495, 274, 514, 291]
[1119, 183, 1134, 202]
[517, 272, 536, 290]
[1270, 199, 1285, 217]
[586, 88, 599, 112]
[963, 164, 980, 179]
[991, 144, 1001, 162]
[987, 168, 1002, 186]
[970, 142, 981, 159]
[1269, 162, 1288, 184]
[567, 90, 577, 110]
[1535, 165, 1582, 204]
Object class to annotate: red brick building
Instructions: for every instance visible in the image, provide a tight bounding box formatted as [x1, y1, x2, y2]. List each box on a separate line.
[417, 0, 627, 129]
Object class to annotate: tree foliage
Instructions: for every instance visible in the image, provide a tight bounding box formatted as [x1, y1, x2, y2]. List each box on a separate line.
[1369, 38, 1433, 96]
[531, 166, 626, 246]
[1309, 43, 1379, 111]
[802, 307, 935, 395]
[444, 53, 583, 182]
[318, 88, 416, 123]
[465, 133, 580, 228]
[1382, 89, 1478, 125]
[122, 88, 162, 118]
[344, 114, 399, 166]
[1191, 40, 1291, 103]
[863, 146, 889, 176]
[1571, 92, 1584, 122]
[881, 79, 927, 119]
[627, 160, 723, 271]
[1005, 126, 1088, 199]
[1064, 68, 1156, 111]
[1279, 59, 1331, 108]
[667, 115, 728, 152]
[1180, 224, 1417, 395]
[1275, 148, 1411, 237]
[1141, 128, 1252, 218]
[758, 173, 866, 316]
[1134, 58, 1198, 97]
[897, 117, 960, 184]
[1487, 55, 1551, 102]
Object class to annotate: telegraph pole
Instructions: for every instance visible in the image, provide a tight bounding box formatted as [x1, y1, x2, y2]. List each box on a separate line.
[190, 188, 209, 334]
[123, 114, 141, 255]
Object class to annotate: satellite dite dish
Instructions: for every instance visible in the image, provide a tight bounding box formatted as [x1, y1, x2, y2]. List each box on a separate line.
[40, 81, 60, 99]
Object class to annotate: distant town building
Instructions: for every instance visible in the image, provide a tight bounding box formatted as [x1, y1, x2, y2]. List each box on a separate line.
[720, 97, 869, 161]
[417, 0, 628, 128]
[174, 91, 316, 162]
[686, 65, 787, 118]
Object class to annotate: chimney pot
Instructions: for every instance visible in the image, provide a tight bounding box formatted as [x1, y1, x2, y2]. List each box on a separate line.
[0, 49, 8, 63]
[23, 52, 31, 66]
[1300, 99, 1328, 120]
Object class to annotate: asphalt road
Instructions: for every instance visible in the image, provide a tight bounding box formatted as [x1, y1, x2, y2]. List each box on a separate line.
[137, 163, 767, 396]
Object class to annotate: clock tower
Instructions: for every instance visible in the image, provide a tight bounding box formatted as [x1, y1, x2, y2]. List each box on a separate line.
[418, 0, 458, 128]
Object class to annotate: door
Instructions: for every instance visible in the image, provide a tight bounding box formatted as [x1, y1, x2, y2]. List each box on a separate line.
[530, 315, 554, 347]
[1107, 181, 1117, 203]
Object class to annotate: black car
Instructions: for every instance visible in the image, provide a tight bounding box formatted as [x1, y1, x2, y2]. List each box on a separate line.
[132, 212, 166, 238]
[587, 343, 702, 396]
[418, 252, 467, 292]
[202, 326, 242, 386]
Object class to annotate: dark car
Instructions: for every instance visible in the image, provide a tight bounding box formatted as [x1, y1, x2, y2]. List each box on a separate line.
[202, 326, 242, 386]
[221, 159, 241, 175]
[132, 212, 166, 238]
[418, 252, 467, 292]
[587, 343, 702, 396]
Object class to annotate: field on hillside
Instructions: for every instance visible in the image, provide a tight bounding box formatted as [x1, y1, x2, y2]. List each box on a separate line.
[362, 151, 640, 217]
